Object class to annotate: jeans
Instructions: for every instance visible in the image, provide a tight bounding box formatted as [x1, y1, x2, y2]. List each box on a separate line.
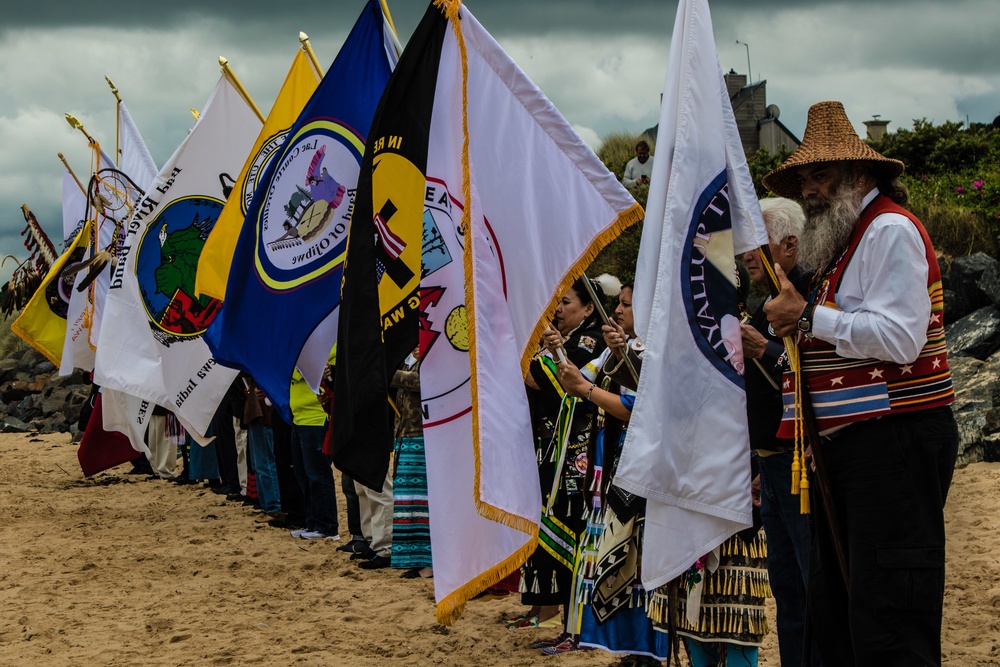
[759, 451, 818, 667]
[290, 424, 339, 536]
[247, 422, 281, 514]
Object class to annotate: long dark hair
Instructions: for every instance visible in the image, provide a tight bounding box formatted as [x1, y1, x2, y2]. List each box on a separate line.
[569, 276, 605, 331]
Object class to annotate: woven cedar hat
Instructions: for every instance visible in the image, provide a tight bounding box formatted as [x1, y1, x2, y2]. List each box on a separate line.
[762, 101, 905, 199]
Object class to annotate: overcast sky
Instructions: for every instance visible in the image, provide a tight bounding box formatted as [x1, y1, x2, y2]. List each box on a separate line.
[1, 0, 997, 282]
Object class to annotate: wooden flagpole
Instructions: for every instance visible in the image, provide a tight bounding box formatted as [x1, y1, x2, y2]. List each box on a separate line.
[298, 32, 325, 79]
[218, 56, 265, 123]
[105, 76, 121, 167]
[57, 153, 87, 197]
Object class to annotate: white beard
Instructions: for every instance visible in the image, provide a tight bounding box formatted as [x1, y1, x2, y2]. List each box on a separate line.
[799, 181, 864, 272]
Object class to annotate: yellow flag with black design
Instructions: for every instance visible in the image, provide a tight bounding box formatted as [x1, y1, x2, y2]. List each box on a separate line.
[12, 220, 92, 365]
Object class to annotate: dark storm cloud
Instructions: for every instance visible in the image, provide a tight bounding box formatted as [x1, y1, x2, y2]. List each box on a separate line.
[0, 0, 997, 277]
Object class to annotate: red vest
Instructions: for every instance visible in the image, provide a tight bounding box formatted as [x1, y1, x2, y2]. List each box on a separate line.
[777, 195, 954, 438]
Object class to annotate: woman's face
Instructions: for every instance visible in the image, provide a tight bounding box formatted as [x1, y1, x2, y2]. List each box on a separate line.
[614, 287, 635, 337]
[554, 287, 593, 336]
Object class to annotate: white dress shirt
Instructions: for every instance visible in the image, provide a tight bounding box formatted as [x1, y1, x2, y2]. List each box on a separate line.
[811, 188, 932, 365]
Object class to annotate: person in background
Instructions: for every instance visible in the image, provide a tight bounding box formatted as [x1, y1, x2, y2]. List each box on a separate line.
[740, 197, 818, 667]
[621, 140, 653, 190]
[390, 348, 432, 579]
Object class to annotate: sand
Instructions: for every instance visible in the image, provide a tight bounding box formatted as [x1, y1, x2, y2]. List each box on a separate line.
[0, 432, 997, 666]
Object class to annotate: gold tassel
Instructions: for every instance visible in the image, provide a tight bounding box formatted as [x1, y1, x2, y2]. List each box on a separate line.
[791, 447, 801, 495]
[800, 472, 811, 514]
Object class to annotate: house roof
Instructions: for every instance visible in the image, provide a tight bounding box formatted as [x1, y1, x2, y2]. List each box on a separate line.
[730, 80, 766, 111]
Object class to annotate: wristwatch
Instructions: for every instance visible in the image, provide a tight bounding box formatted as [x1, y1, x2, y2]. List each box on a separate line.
[797, 305, 814, 337]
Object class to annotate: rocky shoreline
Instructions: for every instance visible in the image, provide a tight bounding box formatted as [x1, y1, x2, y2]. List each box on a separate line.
[3, 252, 1000, 465]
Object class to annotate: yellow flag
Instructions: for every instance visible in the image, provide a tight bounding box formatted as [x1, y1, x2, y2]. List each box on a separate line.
[11, 220, 92, 365]
[195, 48, 322, 300]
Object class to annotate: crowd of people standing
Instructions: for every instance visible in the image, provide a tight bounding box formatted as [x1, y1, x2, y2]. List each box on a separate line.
[105, 99, 957, 667]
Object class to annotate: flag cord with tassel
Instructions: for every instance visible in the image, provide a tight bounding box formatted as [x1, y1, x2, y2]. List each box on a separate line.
[757, 246, 849, 588]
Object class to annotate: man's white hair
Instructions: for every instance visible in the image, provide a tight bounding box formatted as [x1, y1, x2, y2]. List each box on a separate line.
[758, 197, 805, 244]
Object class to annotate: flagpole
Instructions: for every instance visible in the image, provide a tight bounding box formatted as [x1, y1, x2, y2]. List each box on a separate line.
[57, 153, 87, 197]
[758, 244, 850, 588]
[379, 0, 400, 43]
[218, 56, 266, 123]
[580, 272, 639, 385]
[298, 32, 325, 79]
[105, 76, 121, 167]
[64, 113, 96, 146]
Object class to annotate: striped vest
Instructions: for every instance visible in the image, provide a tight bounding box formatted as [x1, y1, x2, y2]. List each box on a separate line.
[777, 195, 954, 437]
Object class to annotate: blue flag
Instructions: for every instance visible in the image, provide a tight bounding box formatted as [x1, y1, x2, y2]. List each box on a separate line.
[205, 0, 396, 420]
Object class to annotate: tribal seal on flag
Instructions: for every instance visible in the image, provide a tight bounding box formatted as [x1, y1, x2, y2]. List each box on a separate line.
[255, 121, 359, 291]
[683, 173, 744, 380]
[135, 196, 224, 344]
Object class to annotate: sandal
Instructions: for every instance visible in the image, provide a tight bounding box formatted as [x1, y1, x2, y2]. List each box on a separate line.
[531, 632, 569, 649]
[541, 637, 586, 655]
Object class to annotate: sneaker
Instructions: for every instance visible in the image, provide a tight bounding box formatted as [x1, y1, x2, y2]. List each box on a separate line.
[290, 528, 310, 538]
[350, 548, 377, 561]
[298, 530, 329, 540]
[358, 555, 391, 569]
[323, 534, 341, 542]
[337, 540, 370, 554]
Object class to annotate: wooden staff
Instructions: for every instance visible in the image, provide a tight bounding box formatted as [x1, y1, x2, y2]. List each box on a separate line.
[759, 243, 849, 588]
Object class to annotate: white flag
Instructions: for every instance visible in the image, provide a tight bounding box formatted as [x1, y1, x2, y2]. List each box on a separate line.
[59, 167, 94, 375]
[373, 4, 642, 623]
[615, 0, 770, 590]
[95, 74, 261, 441]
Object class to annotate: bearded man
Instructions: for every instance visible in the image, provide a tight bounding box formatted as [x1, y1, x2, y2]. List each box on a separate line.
[762, 101, 957, 667]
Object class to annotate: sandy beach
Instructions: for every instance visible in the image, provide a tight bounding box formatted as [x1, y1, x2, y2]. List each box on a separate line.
[0, 431, 997, 666]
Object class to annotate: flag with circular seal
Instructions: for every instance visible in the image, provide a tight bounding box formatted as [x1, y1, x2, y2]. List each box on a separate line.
[204, 0, 399, 421]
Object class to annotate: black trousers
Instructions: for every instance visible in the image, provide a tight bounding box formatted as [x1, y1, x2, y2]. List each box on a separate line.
[809, 407, 958, 667]
[271, 412, 306, 521]
[340, 472, 364, 542]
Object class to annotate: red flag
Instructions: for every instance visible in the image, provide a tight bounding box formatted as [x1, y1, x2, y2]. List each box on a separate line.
[77, 392, 140, 477]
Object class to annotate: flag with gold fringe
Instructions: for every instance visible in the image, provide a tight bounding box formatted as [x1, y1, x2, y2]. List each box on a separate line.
[333, 0, 642, 624]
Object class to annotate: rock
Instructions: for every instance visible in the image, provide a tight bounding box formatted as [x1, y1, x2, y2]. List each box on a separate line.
[0, 358, 19, 382]
[938, 254, 952, 290]
[945, 306, 1000, 360]
[32, 416, 71, 434]
[948, 253, 998, 320]
[943, 289, 963, 326]
[1, 417, 33, 433]
[979, 262, 1000, 310]
[1, 380, 39, 403]
[32, 361, 56, 375]
[949, 354, 1000, 466]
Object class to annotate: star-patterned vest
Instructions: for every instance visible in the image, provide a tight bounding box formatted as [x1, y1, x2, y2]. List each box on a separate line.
[777, 195, 954, 438]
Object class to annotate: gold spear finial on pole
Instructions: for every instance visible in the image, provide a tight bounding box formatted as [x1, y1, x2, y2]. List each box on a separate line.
[190, 108, 200, 121]
[57, 153, 87, 197]
[298, 32, 324, 78]
[219, 55, 265, 123]
[65, 113, 96, 145]
[104, 76, 121, 102]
